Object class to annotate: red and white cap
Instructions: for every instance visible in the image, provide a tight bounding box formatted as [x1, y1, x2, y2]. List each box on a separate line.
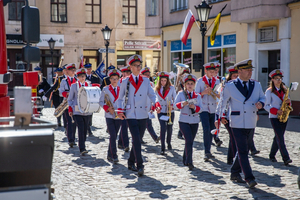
[108, 69, 121, 77]
[76, 68, 86, 75]
[183, 68, 190, 73]
[227, 66, 238, 73]
[120, 66, 131, 72]
[158, 71, 170, 77]
[214, 62, 221, 68]
[203, 62, 217, 69]
[141, 67, 150, 74]
[183, 74, 197, 83]
[269, 69, 284, 78]
[66, 63, 77, 70]
[127, 54, 142, 65]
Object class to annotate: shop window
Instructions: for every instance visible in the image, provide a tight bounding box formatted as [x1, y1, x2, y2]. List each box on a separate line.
[207, 34, 236, 76]
[83, 50, 100, 70]
[170, 39, 192, 72]
[51, 0, 67, 23]
[122, 0, 137, 25]
[147, 0, 158, 16]
[8, 0, 25, 21]
[170, 0, 188, 13]
[85, 0, 101, 23]
[208, 0, 225, 4]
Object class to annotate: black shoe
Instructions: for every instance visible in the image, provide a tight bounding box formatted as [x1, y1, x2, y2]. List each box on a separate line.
[177, 135, 184, 140]
[138, 168, 144, 176]
[251, 150, 260, 156]
[124, 147, 129, 152]
[58, 123, 62, 127]
[118, 145, 124, 149]
[80, 149, 88, 156]
[141, 140, 147, 144]
[216, 141, 223, 147]
[227, 160, 233, 165]
[113, 158, 119, 164]
[270, 157, 277, 162]
[207, 153, 215, 159]
[69, 142, 74, 148]
[167, 144, 172, 150]
[284, 159, 292, 166]
[188, 163, 194, 170]
[128, 164, 137, 172]
[204, 155, 209, 162]
[155, 136, 160, 144]
[230, 175, 246, 183]
[107, 156, 113, 162]
[247, 180, 257, 188]
[160, 150, 166, 155]
[88, 131, 93, 136]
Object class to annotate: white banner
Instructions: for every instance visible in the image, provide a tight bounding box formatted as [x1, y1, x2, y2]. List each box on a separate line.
[37, 34, 64, 47]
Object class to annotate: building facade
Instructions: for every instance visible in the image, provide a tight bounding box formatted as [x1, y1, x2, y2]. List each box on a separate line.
[145, 0, 300, 115]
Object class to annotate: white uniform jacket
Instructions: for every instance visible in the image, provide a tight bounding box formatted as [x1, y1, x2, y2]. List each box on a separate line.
[155, 85, 176, 113]
[146, 81, 156, 112]
[117, 74, 158, 119]
[264, 88, 290, 118]
[59, 76, 77, 99]
[221, 78, 266, 129]
[174, 91, 203, 124]
[67, 81, 91, 116]
[99, 85, 120, 119]
[195, 75, 220, 113]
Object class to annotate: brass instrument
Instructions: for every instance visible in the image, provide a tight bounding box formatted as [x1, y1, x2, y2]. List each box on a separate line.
[278, 88, 293, 123]
[167, 98, 173, 125]
[205, 84, 217, 100]
[104, 94, 118, 119]
[54, 99, 69, 117]
[174, 63, 190, 93]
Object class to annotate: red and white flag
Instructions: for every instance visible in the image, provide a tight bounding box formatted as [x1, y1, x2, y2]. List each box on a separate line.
[79, 55, 84, 69]
[180, 9, 195, 46]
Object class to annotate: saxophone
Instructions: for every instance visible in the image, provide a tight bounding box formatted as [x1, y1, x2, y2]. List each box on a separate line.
[104, 94, 118, 119]
[278, 88, 293, 123]
[54, 99, 68, 117]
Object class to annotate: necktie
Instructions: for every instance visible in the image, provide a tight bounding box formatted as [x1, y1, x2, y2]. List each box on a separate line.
[71, 78, 73, 83]
[243, 81, 248, 96]
[208, 79, 212, 87]
[189, 92, 192, 99]
[114, 88, 117, 96]
[135, 76, 138, 85]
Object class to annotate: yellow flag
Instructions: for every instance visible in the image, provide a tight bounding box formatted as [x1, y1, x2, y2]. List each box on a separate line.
[210, 13, 221, 46]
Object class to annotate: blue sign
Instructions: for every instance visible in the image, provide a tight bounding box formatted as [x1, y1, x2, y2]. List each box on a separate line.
[208, 35, 222, 48]
[183, 39, 192, 50]
[224, 34, 236, 45]
[164, 40, 167, 47]
[171, 40, 182, 51]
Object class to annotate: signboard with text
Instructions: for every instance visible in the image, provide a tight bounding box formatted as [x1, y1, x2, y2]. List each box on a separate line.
[123, 40, 161, 50]
[37, 34, 64, 47]
[6, 34, 24, 45]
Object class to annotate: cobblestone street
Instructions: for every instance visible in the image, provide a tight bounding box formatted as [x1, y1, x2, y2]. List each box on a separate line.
[41, 108, 300, 199]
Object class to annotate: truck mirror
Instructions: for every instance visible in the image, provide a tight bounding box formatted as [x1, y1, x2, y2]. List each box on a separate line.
[21, 5, 40, 44]
[22, 45, 40, 63]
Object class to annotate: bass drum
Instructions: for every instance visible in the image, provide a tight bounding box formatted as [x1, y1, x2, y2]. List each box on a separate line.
[78, 86, 101, 114]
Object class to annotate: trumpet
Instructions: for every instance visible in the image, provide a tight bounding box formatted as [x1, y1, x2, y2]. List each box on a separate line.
[205, 84, 218, 100]
[104, 94, 118, 119]
[167, 98, 173, 125]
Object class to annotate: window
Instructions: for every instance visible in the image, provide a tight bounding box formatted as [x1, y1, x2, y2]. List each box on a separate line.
[8, 0, 25, 21]
[208, 0, 225, 4]
[207, 34, 236, 76]
[170, 0, 188, 13]
[51, 0, 67, 23]
[85, 0, 101, 23]
[147, 0, 158, 16]
[122, 0, 137, 25]
[170, 39, 192, 72]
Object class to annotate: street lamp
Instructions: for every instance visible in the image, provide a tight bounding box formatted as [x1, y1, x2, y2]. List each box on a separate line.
[195, 0, 212, 76]
[101, 24, 113, 74]
[47, 37, 56, 82]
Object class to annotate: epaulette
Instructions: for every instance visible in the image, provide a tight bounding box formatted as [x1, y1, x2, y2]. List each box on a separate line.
[266, 87, 272, 91]
[92, 74, 98, 78]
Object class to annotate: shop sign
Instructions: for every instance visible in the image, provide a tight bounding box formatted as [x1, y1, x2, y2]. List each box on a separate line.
[123, 40, 161, 50]
[208, 35, 222, 48]
[224, 34, 236, 45]
[6, 34, 24, 45]
[171, 39, 192, 51]
[98, 48, 115, 53]
[37, 34, 64, 47]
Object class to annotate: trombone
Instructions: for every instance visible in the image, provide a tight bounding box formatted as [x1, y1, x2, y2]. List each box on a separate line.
[167, 98, 173, 125]
[104, 94, 118, 119]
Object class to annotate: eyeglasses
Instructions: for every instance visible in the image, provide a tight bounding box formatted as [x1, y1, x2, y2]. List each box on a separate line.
[110, 78, 119, 81]
[274, 78, 282, 81]
[132, 64, 142, 68]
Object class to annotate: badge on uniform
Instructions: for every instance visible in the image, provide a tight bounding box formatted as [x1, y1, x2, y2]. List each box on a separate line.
[126, 105, 131, 109]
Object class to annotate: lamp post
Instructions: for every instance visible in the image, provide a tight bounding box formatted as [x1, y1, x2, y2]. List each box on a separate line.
[47, 37, 56, 82]
[195, 0, 212, 76]
[101, 24, 112, 74]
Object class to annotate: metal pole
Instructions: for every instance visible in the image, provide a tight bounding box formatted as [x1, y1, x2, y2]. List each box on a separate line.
[106, 41, 109, 75]
[201, 24, 205, 77]
[51, 50, 54, 83]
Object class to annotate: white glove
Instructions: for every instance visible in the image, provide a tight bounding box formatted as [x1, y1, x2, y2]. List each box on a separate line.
[38, 89, 44, 93]
[42, 96, 47, 101]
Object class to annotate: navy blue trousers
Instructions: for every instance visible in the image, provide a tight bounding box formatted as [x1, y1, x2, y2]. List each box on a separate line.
[141, 118, 159, 142]
[73, 115, 88, 152]
[158, 112, 174, 151]
[118, 119, 129, 148]
[64, 109, 76, 143]
[200, 112, 215, 154]
[87, 114, 92, 134]
[127, 119, 147, 169]
[231, 128, 255, 182]
[179, 122, 198, 165]
[224, 123, 236, 163]
[106, 118, 122, 159]
[270, 118, 290, 162]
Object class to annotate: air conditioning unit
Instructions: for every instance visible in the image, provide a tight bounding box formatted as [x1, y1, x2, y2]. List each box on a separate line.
[257, 26, 277, 43]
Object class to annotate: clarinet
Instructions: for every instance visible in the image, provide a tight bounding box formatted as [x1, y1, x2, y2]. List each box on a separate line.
[181, 84, 195, 114]
[123, 78, 131, 116]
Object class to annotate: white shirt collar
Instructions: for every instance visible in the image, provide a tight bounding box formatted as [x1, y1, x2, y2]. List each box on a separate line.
[238, 78, 248, 85]
[160, 86, 164, 94]
[132, 74, 139, 80]
[276, 87, 280, 91]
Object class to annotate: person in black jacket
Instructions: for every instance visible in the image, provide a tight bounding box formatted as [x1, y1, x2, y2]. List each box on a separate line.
[34, 66, 50, 111]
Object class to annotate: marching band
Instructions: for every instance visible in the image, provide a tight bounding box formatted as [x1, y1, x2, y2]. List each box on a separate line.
[41, 54, 298, 188]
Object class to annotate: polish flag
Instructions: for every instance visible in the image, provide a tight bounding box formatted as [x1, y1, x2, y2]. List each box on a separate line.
[79, 55, 84, 69]
[180, 9, 195, 46]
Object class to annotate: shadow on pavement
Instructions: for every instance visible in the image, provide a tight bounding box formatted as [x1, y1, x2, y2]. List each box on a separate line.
[191, 167, 226, 185]
[165, 150, 184, 168]
[107, 164, 136, 180]
[248, 187, 288, 200]
[257, 114, 300, 132]
[253, 170, 285, 187]
[72, 154, 110, 168]
[126, 175, 177, 199]
[86, 135, 105, 144]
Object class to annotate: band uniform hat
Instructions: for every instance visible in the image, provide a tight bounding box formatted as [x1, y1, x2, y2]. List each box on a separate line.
[227, 66, 238, 73]
[214, 62, 221, 68]
[234, 59, 254, 70]
[158, 71, 170, 77]
[183, 68, 190, 73]
[107, 65, 116, 70]
[141, 67, 150, 74]
[66, 63, 77, 70]
[108, 69, 121, 77]
[127, 54, 142, 65]
[55, 68, 63, 72]
[269, 69, 284, 78]
[120, 65, 131, 72]
[76, 68, 87, 76]
[203, 62, 217, 70]
[34, 66, 42, 71]
[62, 64, 68, 70]
[84, 63, 92, 68]
[183, 74, 197, 83]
